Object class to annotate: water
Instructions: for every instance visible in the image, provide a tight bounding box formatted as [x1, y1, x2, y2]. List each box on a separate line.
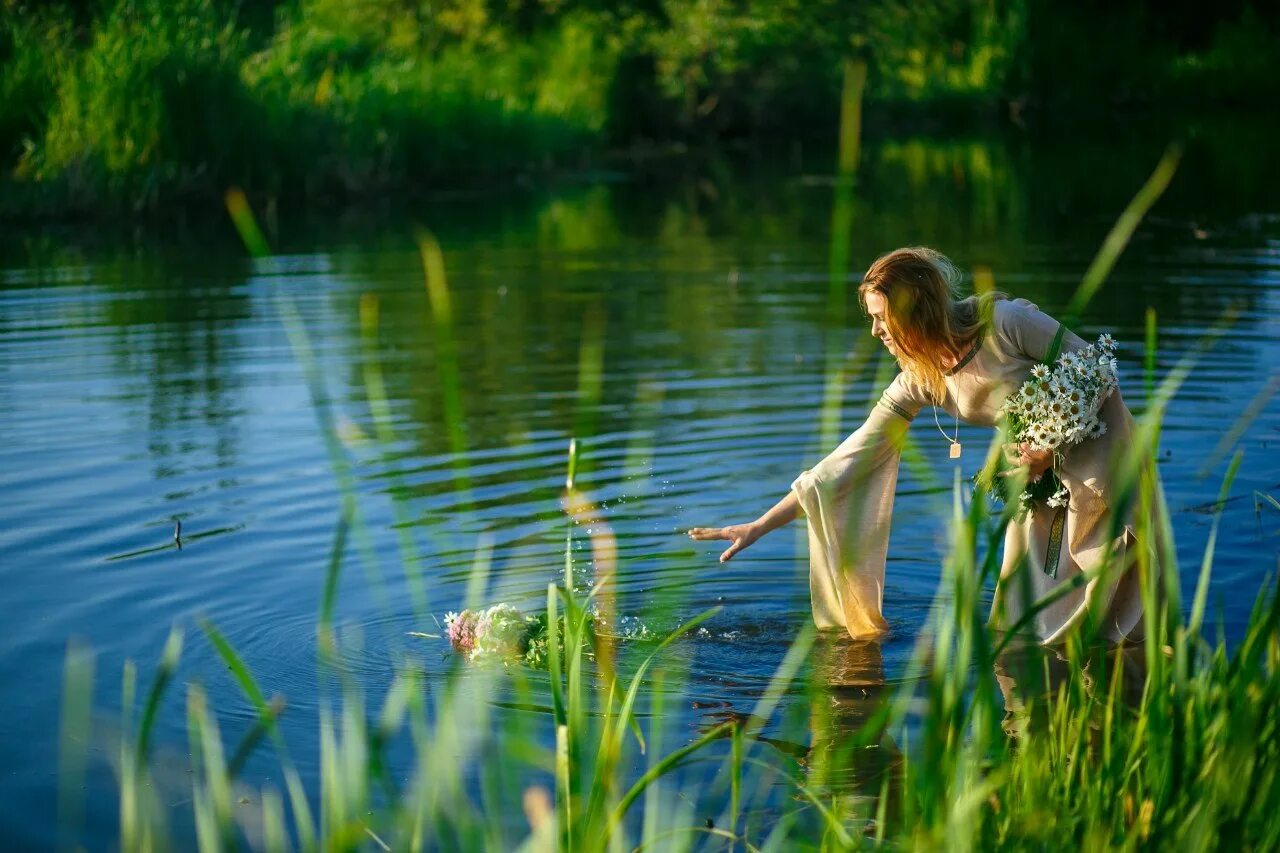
[2, 125, 1279, 845]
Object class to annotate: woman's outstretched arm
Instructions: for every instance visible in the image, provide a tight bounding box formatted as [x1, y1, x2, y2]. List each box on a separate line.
[687, 490, 800, 563]
[688, 371, 925, 565]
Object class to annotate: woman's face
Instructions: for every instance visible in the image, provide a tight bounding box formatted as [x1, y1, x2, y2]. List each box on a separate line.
[864, 291, 896, 354]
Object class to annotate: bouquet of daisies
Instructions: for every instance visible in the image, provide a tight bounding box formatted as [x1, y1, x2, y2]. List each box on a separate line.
[444, 604, 588, 668]
[989, 333, 1119, 512]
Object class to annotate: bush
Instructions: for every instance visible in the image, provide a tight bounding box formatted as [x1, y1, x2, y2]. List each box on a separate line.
[242, 8, 619, 193]
[0, 9, 69, 166]
[28, 0, 259, 206]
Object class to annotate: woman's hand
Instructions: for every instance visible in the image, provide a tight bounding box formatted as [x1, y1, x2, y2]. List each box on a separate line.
[1000, 442, 1054, 482]
[688, 522, 763, 563]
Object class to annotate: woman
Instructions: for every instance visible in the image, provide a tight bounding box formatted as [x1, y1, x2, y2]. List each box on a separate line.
[689, 247, 1160, 645]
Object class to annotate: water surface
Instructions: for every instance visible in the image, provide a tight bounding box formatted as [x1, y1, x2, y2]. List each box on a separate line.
[2, 126, 1279, 845]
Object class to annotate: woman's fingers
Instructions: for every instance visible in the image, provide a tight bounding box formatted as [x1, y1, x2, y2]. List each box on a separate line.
[1001, 442, 1034, 468]
[687, 527, 730, 541]
[689, 525, 754, 562]
[721, 533, 754, 562]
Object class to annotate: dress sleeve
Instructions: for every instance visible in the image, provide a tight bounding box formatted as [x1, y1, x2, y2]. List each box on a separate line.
[791, 373, 925, 639]
[994, 298, 1088, 362]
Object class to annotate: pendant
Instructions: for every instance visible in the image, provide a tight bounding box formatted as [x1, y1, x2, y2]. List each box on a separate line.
[949, 441, 962, 459]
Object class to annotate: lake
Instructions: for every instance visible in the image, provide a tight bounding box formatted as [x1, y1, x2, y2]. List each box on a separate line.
[2, 121, 1278, 846]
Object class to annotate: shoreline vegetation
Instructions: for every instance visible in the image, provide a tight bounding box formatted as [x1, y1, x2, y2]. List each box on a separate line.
[3, 0, 1279, 218]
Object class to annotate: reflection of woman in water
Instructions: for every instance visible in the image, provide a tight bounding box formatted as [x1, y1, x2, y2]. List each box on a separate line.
[690, 247, 1164, 645]
[696, 637, 901, 806]
[995, 641, 1147, 740]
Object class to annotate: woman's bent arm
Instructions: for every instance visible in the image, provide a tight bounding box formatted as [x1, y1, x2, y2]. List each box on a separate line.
[688, 489, 800, 563]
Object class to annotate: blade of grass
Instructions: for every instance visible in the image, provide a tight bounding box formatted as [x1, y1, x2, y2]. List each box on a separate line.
[418, 232, 474, 506]
[608, 722, 734, 833]
[57, 640, 94, 845]
[226, 696, 287, 778]
[1198, 375, 1280, 478]
[584, 607, 723, 829]
[119, 660, 137, 851]
[227, 187, 388, 632]
[359, 292, 430, 617]
[1062, 145, 1181, 326]
[546, 584, 566, 726]
[1188, 451, 1243, 637]
[200, 619, 274, 730]
[135, 628, 183, 768]
[224, 188, 270, 258]
[319, 506, 351, 651]
[261, 790, 288, 853]
[742, 625, 816, 742]
[277, 292, 386, 614]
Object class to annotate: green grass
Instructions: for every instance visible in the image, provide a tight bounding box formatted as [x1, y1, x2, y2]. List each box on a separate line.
[4, 0, 618, 213]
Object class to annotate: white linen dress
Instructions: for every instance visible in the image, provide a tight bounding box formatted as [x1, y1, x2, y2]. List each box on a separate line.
[792, 297, 1159, 644]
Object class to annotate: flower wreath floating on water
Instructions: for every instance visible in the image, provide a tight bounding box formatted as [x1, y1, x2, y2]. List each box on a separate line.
[434, 603, 658, 667]
[439, 605, 579, 668]
[979, 333, 1119, 514]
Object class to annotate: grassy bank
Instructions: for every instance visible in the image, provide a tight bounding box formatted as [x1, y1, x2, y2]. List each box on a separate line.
[3, 0, 619, 214]
[3, 0, 1278, 216]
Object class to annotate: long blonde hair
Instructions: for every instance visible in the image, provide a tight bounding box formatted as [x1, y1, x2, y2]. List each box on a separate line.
[857, 247, 1003, 404]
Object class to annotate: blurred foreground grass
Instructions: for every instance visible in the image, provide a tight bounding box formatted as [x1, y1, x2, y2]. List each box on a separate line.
[53, 148, 1280, 849]
[56, 365, 1280, 850]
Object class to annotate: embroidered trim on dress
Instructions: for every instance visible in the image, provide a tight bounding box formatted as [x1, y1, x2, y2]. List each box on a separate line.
[879, 397, 914, 421]
[1044, 504, 1067, 579]
[945, 328, 986, 376]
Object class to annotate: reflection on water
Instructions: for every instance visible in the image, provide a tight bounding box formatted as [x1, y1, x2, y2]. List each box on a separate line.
[1, 121, 1279, 845]
[804, 638, 901, 815]
[995, 642, 1148, 742]
[684, 634, 900, 839]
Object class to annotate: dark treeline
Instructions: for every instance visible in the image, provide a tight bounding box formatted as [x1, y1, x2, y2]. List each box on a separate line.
[1, 0, 1276, 215]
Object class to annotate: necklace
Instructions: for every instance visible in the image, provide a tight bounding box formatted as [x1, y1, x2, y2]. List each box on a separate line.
[934, 344, 968, 459]
[933, 404, 962, 459]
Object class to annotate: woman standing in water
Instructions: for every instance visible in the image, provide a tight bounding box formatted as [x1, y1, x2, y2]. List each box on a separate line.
[689, 247, 1161, 645]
